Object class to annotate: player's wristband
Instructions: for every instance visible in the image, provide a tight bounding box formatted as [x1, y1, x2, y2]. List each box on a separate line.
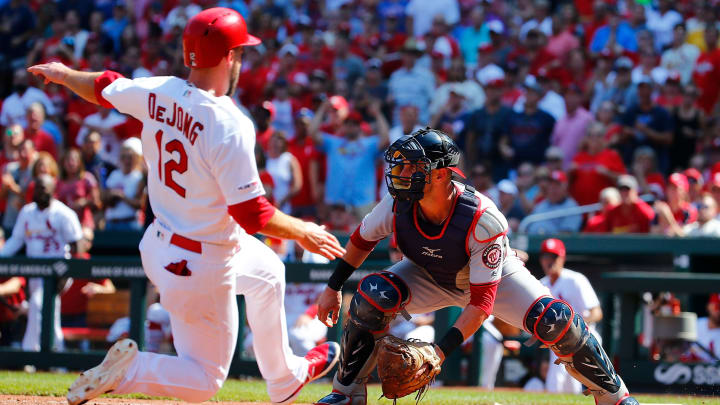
[437, 327, 464, 357]
[327, 259, 356, 291]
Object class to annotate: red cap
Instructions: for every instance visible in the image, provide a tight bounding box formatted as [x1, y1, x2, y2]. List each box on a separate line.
[550, 170, 567, 183]
[329, 95, 349, 111]
[668, 173, 689, 193]
[710, 293, 720, 307]
[261, 100, 276, 120]
[711, 172, 720, 189]
[684, 168, 702, 183]
[541, 238, 566, 257]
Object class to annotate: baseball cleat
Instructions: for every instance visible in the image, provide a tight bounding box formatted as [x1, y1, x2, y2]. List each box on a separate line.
[314, 390, 352, 404]
[274, 342, 340, 404]
[66, 339, 138, 405]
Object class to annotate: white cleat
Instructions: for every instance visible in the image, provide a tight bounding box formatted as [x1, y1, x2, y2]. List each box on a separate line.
[66, 339, 138, 405]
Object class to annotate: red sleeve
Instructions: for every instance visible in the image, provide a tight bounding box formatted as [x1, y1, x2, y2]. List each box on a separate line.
[469, 281, 499, 317]
[94, 70, 125, 109]
[227, 195, 277, 235]
[604, 150, 627, 174]
[350, 225, 379, 251]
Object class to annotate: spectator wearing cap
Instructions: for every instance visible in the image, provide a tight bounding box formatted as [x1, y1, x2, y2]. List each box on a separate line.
[497, 179, 525, 232]
[655, 73, 683, 109]
[463, 68, 512, 168]
[645, 0, 683, 51]
[333, 35, 365, 88]
[1, 69, 56, 130]
[102, 138, 144, 231]
[405, 0, 459, 37]
[631, 146, 667, 198]
[388, 39, 436, 124]
[569, 122, 626, 206]
[589, 5, 638, 55]
[526, 170, 582, 234]
[684, 168, 704, 207]
[661, 24, 701, 85]
[601, 175, 655, 233]
[458, 7, 490, 67]
[253, 101, 276, 152]
[619, 77, 673, 172]
[632, 50, 669, 87]
[696, 293, 720, 361]
[679, 194, 720, 237]
[288, 109, 323, 219]
[584, 187, 621, 232]
[500, 77, 555, 173]
[592, 57, 636, 115]
[513, 75, 566, 122]
[692, 26, 720, 115]
[309, 100, 389, 219]
[164, 0, 201, 34]
[237, 45, 271, 108]
[708, 173, 720, 212]
[551, 85, 593, 169]
[671, 85, 705, 171]
[652, 173, 698, 236]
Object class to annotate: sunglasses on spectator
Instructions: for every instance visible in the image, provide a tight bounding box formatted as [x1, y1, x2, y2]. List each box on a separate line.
[618, 185, 631, 191]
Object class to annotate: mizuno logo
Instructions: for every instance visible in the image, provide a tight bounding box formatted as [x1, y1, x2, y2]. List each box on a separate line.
[421, 246, 443, 259]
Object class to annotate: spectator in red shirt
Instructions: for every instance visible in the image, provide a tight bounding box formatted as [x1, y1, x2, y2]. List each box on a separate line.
[584, 187, 621, 233]
[684, 168, 704, 207]
[253, 101, 276, 152]
[289, 108, 323, 219]
[652, 173, 698, 235]
[24, 102, 58, 159]
[569, 122, 627, 206]
[693, 25, 720, 115]
[0, 273, 26, 347]
[603, 174, 655, 233]
[57, 148, 102, 231]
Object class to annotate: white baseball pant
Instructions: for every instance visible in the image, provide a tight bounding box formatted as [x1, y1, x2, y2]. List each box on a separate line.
[22, 277, 64, 352]
[113, 222, 308, 402]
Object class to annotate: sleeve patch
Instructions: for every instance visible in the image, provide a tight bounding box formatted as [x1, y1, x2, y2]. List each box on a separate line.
[481, 243, 503, 269]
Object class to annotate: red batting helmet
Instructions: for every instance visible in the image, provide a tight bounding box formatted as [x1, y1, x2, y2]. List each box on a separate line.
[183, 7, 261, 69]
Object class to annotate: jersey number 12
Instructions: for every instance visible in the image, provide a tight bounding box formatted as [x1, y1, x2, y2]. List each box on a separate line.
[155, 130, 187, 198]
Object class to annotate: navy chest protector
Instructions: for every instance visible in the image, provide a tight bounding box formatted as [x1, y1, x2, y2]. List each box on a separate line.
[394, 186, 479, 290]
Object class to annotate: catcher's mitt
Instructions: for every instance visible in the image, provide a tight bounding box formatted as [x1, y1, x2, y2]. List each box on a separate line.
[376, 335, 442, 402]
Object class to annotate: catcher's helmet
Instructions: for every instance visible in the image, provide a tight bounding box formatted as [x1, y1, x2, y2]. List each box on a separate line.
[384, 128, 465, 202]
[183, 7, 261, 69]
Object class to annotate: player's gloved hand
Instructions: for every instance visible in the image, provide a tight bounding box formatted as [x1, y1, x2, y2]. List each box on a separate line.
[27, 62, 71, 85]
[297, 222, 346, 261]
[316, 286, 342, 327]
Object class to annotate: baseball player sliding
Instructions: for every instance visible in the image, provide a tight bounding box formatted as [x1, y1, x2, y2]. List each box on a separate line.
[29, 8, 345, 405]
[313, 128, 639, 405]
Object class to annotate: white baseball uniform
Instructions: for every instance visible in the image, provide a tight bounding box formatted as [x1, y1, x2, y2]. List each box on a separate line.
[540, 268, 601, 394]
[0, 199, 83, 351]
[98, 75, 310, 403]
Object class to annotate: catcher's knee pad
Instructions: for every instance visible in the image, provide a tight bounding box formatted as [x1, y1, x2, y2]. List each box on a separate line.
[349, 272, 410, 331]
[525, 297, 623, 396]
[337, 273, 410, 386]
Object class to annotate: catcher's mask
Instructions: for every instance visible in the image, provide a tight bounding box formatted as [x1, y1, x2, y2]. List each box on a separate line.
[384, 128, 465, 202]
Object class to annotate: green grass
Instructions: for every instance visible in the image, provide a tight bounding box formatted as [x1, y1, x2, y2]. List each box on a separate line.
[0, 371, 717, 404]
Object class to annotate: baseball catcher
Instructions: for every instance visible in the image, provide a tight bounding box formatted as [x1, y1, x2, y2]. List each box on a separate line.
[313, 128, 639, 405]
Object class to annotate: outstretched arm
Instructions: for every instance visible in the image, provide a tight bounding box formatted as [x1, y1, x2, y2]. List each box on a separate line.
[28, 62, 103, 106]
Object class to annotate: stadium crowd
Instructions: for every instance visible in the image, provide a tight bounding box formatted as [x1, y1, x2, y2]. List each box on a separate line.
[2, 0, 720, 239]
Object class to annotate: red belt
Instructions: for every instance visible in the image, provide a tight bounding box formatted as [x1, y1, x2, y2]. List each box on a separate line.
[170, 233, 202, 254]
